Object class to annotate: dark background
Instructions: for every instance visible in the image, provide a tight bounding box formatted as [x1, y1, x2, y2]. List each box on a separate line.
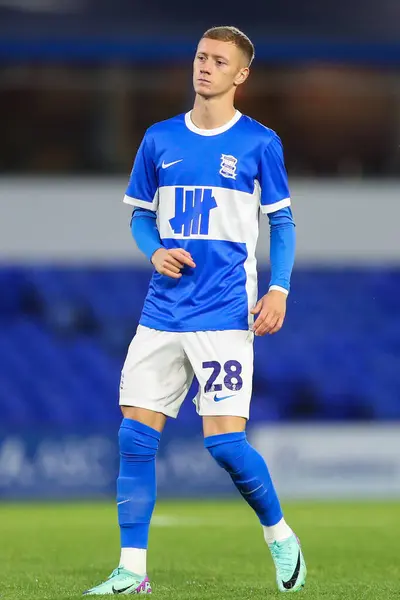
[0, 0, 399, 499]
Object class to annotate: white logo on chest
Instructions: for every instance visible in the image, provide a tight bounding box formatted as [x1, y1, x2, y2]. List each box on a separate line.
[219, 154, 238, 179]
[162, 159, 183, 169]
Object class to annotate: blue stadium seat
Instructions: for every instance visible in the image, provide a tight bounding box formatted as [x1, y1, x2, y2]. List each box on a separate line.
[0, 266, 399, 429]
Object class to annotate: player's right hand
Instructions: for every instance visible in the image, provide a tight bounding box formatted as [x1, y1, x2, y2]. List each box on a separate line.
[151, 248, 196, 279]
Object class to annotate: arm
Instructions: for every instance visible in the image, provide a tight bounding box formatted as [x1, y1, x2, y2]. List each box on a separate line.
[125, 134, 195, 277]
[131, 208, 196, 277]
[130, 208, 163, 261]
[268, 206, 296, 294]
[252, 134, 295, 336]
[251, 207, 295, 336]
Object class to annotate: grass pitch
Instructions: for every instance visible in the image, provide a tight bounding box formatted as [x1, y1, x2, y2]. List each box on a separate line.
[1, 500, 399, 599]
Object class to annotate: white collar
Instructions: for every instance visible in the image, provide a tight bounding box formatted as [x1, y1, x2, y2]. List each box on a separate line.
[184, 110, 242, 136]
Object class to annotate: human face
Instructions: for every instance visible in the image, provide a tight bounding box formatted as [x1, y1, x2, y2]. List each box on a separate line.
[193, 37, 249, 99]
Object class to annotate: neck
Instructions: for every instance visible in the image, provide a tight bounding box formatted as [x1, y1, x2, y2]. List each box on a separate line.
[191, 94, 236, 130]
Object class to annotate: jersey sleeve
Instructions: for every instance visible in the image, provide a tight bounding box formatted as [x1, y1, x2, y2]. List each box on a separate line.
[258, 134, 291, 214]
[123, 132, 159, 211]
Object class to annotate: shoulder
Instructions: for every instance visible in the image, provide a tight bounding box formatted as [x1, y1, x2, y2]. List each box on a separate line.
[239, 114, 281, 147]
[140, 114, 186, 157]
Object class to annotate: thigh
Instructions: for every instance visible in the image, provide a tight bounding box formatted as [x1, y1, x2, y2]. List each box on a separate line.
[121, 406, 167, 433]
[202, 414, 247, 437]
[120, 325, 194, 419]
[183, 330, 254, 419]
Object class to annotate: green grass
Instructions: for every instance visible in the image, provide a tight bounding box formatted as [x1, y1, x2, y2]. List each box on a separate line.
[1, 500, 399, 599]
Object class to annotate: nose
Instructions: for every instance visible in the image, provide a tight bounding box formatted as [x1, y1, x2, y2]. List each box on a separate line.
[200, 60, 211, 75]
[200, 67, 211, 77]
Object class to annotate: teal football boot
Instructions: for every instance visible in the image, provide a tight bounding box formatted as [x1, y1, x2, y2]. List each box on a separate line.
[268, 534, 307, 592]
[83, 567, 151, 595]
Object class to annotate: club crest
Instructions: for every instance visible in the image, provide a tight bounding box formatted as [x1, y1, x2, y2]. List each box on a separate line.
[219, 154, 237, 180]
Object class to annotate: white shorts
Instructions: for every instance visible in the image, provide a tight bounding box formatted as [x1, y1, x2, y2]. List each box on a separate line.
[119, 325, 254, 419]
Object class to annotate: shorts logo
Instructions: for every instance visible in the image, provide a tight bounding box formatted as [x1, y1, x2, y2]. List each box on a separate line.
[214, 394, 235, 402]
[219, 154, 237, 180]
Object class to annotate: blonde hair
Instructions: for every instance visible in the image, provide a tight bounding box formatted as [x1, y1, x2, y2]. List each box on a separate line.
[202, 26, 255, 66]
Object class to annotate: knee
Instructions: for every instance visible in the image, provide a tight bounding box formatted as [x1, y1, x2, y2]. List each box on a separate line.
[121, 406, 167, 431]
[119, 418, 160, 461]
[205, 432, 247, 472]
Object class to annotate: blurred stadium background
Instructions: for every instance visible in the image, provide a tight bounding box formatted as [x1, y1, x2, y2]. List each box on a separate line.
[1, 0, 400, 505]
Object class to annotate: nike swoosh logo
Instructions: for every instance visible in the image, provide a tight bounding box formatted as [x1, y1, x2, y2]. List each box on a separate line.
[112, 583, 137, 594]
[117, 499, 131, 506]
[282, 550, 301, 589]
[162, 159, 183, 169]
[214, 394, 235, 402]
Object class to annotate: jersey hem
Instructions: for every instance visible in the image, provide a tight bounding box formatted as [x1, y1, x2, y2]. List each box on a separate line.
[139, 317, 251, 333]
[261, 197, 291, 214]
[123, 195, 158, 210]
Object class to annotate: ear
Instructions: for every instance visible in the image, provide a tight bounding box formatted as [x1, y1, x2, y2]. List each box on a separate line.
[234, 67, 249, 87]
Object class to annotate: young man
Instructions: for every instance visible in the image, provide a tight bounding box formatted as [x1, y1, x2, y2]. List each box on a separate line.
[84, 25, 306, 595]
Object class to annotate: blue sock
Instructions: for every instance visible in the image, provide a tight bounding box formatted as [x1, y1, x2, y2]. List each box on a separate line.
[117, 418, 160, 549]
[205, 431, 282, 527]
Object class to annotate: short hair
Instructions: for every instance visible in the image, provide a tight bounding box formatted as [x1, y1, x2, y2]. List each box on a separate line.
[201, 26, 255, 67]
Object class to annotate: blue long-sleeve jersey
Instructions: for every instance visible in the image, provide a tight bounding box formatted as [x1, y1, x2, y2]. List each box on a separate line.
[124, 110, 295, 331]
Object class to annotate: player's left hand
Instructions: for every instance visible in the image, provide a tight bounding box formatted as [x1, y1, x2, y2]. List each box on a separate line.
[251, 290, 287, 336]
